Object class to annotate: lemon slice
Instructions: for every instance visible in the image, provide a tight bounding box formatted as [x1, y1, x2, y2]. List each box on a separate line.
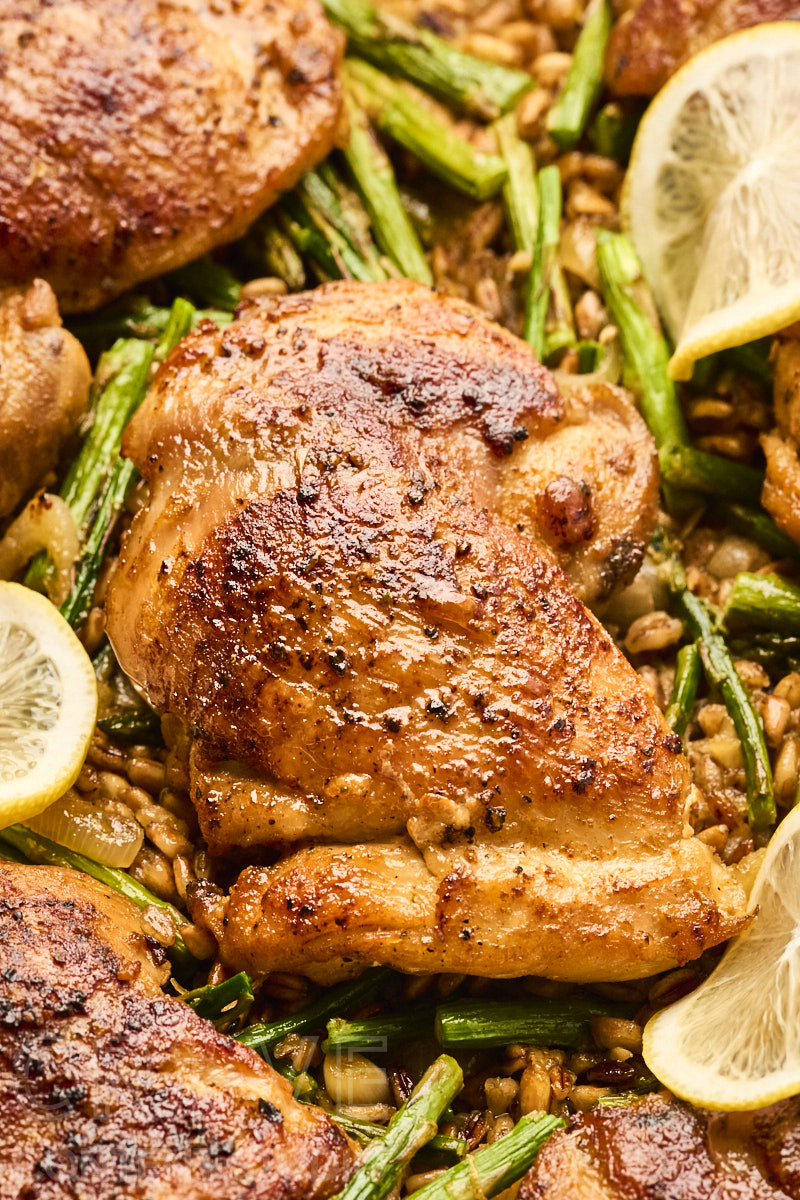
[622, 22, 800, 381]
[643, 804, 800, 1110]
[0, 581, 97, 828]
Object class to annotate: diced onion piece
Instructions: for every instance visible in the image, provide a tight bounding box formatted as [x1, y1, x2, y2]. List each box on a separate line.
[560, 218, 601, 289]
[25, 789, 144, 868]
[0, 493, 78, 605]
[323, 1052, 391, 1106]
[553, 338, 623, 391]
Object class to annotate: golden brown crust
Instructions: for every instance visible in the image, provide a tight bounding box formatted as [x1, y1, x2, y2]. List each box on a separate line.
[106, 279, 744, 982]
[0, 0, 342, 312]
[604, 0, 800, 96]
[0, 863, 353, 1199]
[519, 1093, 800, 1199]
[0, 280, 90, 517]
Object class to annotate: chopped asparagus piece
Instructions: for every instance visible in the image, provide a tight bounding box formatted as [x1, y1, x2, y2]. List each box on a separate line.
[723, 572, 800, 634]
[547, 0, 612, 150]
[664, 642, 701, 739]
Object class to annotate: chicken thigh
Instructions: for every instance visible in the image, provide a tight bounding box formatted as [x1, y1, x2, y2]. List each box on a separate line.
[0, 0, 342, 312]
[106, 280, 746, 983]
[0, 862, 353, 1200]
[0, 280, 90, 518]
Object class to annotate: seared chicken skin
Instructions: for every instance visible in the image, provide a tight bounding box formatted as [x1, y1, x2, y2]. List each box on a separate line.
[605, 0, 800, 96]
[0, 281, 90, 518]
[520, 1093, 800, 1199]
[106, 280, 746, 983]
[0, 862, 353, 1200]
[0, 0, 342, 312]
[762, 334, 800, 547]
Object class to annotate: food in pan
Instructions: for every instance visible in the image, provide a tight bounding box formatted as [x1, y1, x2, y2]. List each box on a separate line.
[2, 0, 800, 1195]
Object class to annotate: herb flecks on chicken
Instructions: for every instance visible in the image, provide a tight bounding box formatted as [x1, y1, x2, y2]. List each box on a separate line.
[105, 280, 746, 983]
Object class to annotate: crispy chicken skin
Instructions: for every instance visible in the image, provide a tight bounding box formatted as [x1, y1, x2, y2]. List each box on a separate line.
[604, 0, 800, 96]
[0, 862, 353, 1200]
[106, 279, 745, 983]
[0, 0, 342, 313]
[519, 1093, 800, 1199]
[762, 335, 800, 547]
[0, 281, 90, 518]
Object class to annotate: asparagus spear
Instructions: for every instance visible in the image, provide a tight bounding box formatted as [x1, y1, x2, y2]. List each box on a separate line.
[342, 94, 433, 284]
[0, 824, 194, 969]
[711, 500, 800, 562]
[723, 572, 800, 634]
[525, 166, 575, 360]
[325, 1007, 436, 1053]
[278, 191, 383, 283]
[0, 841, 28, 864]
[596, 231, 688, 449]
[411, 1112, 564, 1200]
[664, 642, 701, 738]
[59, 298, 195, 627]
[331, 1112, 467, 1159]
[728, 632, 800, 677]
[25, 338, 154, 595]
[494, 112, 538, 255]
[182, 971, 255, 1029]
[590, 101, 642, 163]
[254, 216, 307, 290]
[653, 539, 776, 825]
[299, 166, 387, 282]
[346, 60, 508, 202]
[547, 0, 612, 150]
[435, 995, 630, 1050]
[166, 257, 242, 312]
[97, 709, 163, 745]
[658, 443, 763, 506]
[330, 1055, 463, 1200]
[322, 0, 532, 120]
[236, 967, 395, 1053]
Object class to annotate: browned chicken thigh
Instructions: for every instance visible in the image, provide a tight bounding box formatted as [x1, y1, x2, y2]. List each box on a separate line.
[605, 0, 800, 96]
[0, 862, 353, 1200]
[106, 280, 746, 984]
[0, 280, 90, 518]
[0, 0, 342, 312]
[519, 1092, 800, 1199]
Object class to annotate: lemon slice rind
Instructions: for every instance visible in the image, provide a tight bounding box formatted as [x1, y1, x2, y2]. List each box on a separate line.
[0, 581, 97, 828]
[643, 803, 800, 1111]
[621, 21, 800, 382]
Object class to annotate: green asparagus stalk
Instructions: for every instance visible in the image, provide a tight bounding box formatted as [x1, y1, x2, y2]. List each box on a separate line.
[325, 1007, 436, 1053]
[166, 257, 242, 312]
[255, 216, 307, 290]
[59, 298, 195, 627]
[590, 101, 642, 163]
[435, 995, 630, 1050]
[342, 94, 433, 284]
[494, 112, 538, 255]
[547, 0, 612, 150]
[658, 443, 763, 507]
[346, 60, 508, 202]
[299, 166, 387, 281]
[0, 841, 28, 864]
[97, 709, 163, 745]
[596, 231, 688, 449]
[410, 1112, 564, 1200]
[596, 230, 690, 512]
[723, 572, 800, 634]
[278, 191, 383, 283]
[24, 338, 154, 595]
[236, 967, 395, 1053]
[727, 632, 800, 677]
[664, 642, 701, 739]
[525, 166, 575, 360]
[182, 971, 255, 1029]
[710, 501, 799, 562]
[0, 824, 194, 968]
[331, 1112, 467, 1159]
[330, 1055, 463, 1200]
[655, 550, 776, 826]
[322, 0, 532, 119]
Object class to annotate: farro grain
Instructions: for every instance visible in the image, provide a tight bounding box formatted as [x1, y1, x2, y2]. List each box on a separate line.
[179, 921, 217, 959]
[775, 671, 800, 707]
[127, 756, 166, 794]
[590, 1017, 643, 1054]
[141, 903, 176, 946]
[761, 694, 791, 746]
[624, 611, 683, 655]
[463, 31, 524, 64]
[571, 1085, 611, 1110]
[773, 734, 800, 802]
[574, 289, 606, 340]
[240, 276, 287, 298]
[485, 1076, 519, 1115]
[532, 50, 572, 87]
[516, 88, 550, 137]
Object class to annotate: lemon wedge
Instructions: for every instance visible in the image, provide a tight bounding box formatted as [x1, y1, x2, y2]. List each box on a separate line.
[0, 581, 97, 828]
[643, 804, 800, 1110]
[622, 22, 800, 381]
